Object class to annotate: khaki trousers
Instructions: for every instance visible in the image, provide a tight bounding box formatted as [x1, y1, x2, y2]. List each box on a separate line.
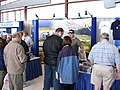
[8, 73, 23, 90]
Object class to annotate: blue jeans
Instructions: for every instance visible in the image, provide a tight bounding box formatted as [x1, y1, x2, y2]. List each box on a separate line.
[43, 64, 59, 90]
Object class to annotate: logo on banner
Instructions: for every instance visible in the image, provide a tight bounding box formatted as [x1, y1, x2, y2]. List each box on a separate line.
[0, 22, 19, 28]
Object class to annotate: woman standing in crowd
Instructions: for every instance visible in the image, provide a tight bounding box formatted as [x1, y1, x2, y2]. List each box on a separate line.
[57, 36, 79, 90]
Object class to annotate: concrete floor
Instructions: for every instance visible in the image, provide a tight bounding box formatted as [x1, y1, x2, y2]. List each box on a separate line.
[23, 76, 44, 90]
[23, 64, 53, 90]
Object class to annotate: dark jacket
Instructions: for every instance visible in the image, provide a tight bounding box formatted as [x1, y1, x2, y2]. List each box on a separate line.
[0, 48, 6, 70]
[20, 40, 30, 61]
[0, 37, 7, 70]
[43, 34, 63, 66]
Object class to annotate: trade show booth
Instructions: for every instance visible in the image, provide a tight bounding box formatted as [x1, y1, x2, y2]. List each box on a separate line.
[45, 17, 120, 89]
[75, 17, 120, 90]
[1, 17, 120, 89]
[0, 20, 42, 81]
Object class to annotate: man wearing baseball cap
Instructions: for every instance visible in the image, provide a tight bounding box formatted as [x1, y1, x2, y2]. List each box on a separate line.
[68, 29, 75, 33]
[68, 29, 84, 58]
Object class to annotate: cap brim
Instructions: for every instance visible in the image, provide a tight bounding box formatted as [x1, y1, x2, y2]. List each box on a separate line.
[68, 32, 74, 34]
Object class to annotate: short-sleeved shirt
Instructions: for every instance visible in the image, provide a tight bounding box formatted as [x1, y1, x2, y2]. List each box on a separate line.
[111, 20, 120, 40]
[22, 36, 33, 52]
[22, 36, 33, 46]
[88, 39, 120, 66]
[98, 20, 111, 34]
[71, 37, 82, 55]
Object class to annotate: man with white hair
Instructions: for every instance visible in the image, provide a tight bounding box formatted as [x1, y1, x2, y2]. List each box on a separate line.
[88, 33, 120, 90]
[4, 32, 27, 90]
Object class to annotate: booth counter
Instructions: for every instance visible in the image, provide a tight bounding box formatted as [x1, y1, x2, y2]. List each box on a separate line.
[75, 72, 120, 90]
[25, 57, 42, 81]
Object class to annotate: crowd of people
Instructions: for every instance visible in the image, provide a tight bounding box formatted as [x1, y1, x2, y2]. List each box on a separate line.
[0, 30, 33, 90]
[43, 28, 84, 90]
[0, 27, 120, 90]
[43, 28, 120, 90]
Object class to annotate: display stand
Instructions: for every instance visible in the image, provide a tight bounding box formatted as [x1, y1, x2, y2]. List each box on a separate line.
[75, 72, 120, 90]
[25, 57, 42, 81]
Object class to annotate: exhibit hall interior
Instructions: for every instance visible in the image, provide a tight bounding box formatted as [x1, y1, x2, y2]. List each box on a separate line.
[0, 0, 120, 90]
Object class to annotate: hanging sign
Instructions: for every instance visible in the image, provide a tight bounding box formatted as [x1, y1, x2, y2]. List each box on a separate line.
[0, 22, 19, 28]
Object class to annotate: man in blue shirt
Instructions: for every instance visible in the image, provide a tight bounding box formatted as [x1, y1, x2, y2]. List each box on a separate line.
[88, 33, 120, 90]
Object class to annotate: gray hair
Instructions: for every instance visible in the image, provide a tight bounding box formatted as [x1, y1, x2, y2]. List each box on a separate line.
[100, 33, 109, 40]
[12, 32, 21, 38]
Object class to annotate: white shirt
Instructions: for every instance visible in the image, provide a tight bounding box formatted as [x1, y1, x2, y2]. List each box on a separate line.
[98, 20, 111, 34]
[22, 36, 33, 46]
[98, 20, 114, 44]
[22, 36, 33, 52]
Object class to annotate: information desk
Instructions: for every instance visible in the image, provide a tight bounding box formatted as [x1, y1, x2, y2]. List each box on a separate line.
[25, 57, 42, 81]
[75, 72, 120, 90]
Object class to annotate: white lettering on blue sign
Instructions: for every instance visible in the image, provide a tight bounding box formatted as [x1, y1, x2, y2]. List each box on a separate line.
[0, 22, 19, 28]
